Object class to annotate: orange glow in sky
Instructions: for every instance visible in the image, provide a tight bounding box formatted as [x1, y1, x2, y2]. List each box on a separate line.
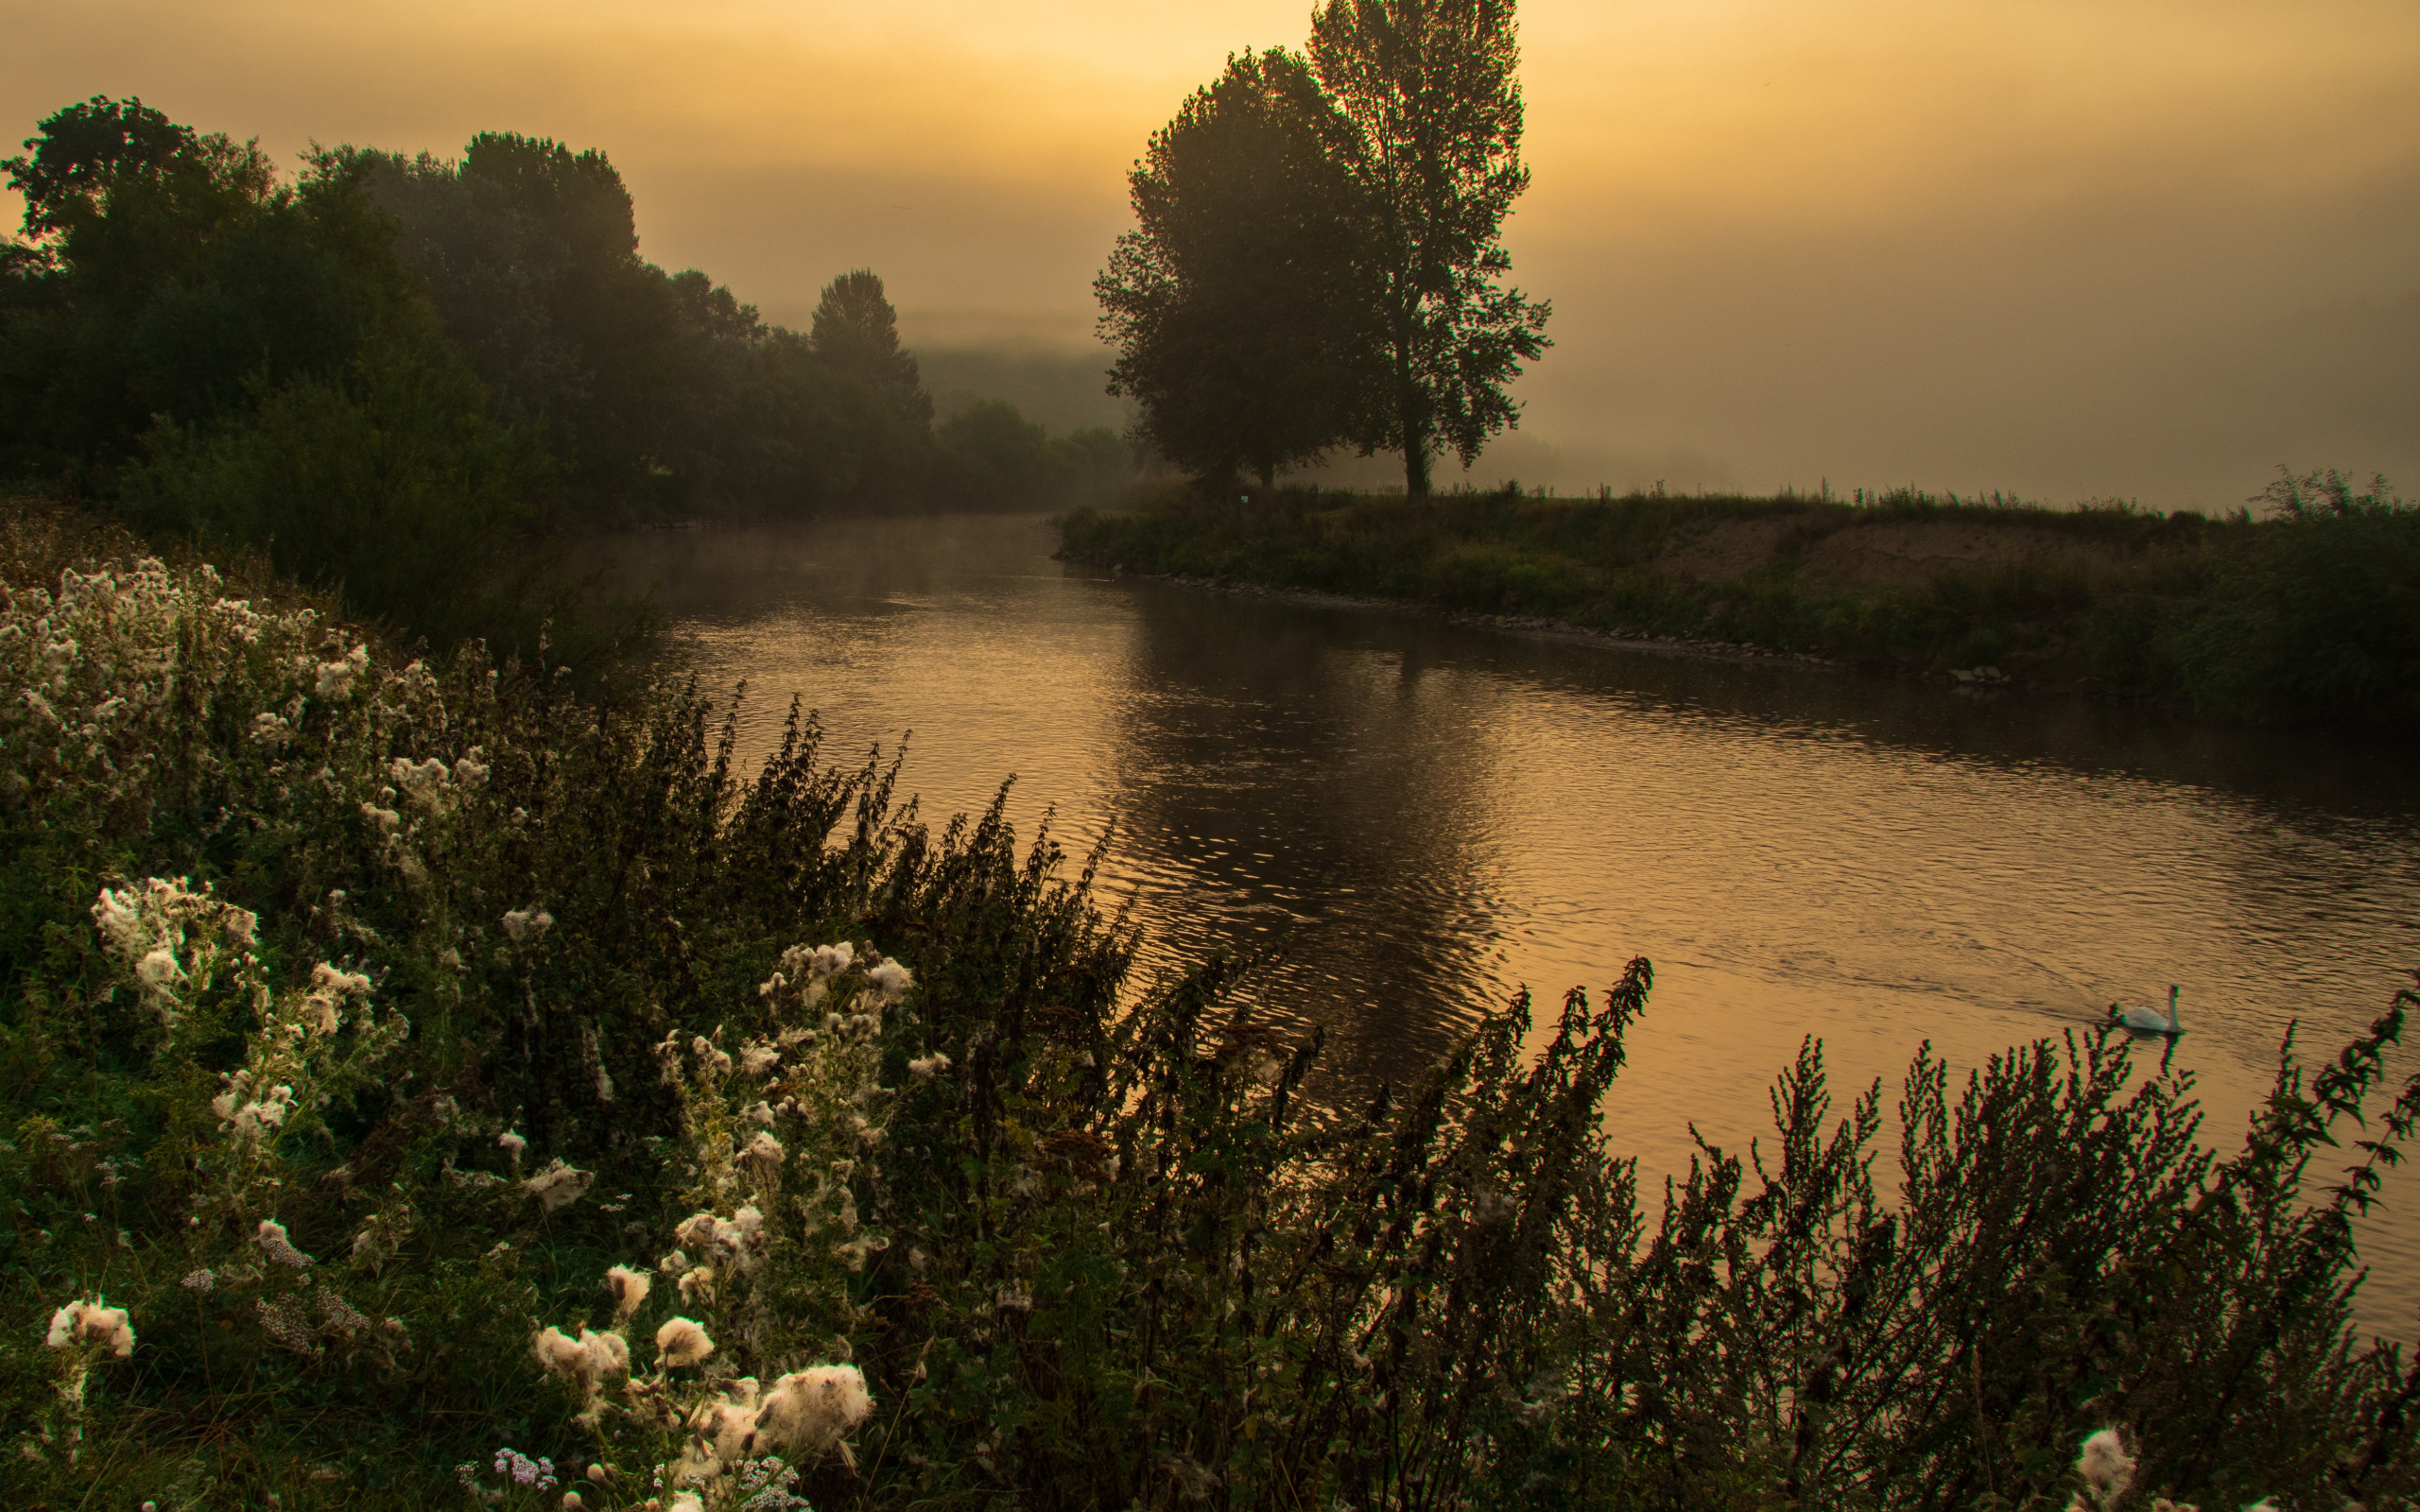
[6, 0, 2415, 505]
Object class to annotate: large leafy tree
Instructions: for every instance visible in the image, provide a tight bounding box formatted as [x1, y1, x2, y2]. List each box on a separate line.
[1097, 49, 1379, 491]
[1307, 0, 1548, 495]
[351, 134, 687, 517]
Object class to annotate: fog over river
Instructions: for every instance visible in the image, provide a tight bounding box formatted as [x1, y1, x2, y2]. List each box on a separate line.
[600, 511, 2420, 1342]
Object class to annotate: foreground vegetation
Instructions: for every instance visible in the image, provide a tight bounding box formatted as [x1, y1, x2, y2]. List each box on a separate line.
[6, 502, 2420, 1510]
[1059, 473, 2420, 727]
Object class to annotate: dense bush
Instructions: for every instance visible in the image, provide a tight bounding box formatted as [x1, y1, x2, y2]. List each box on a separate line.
[4, 503, 2417, 1510]
[1058, 474, 2420, 727]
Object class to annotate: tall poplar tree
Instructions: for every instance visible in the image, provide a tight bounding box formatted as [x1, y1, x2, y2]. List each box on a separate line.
[1308, 0, 1548, 495]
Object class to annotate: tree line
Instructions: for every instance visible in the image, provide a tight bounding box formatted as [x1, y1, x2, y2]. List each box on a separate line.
[1097, 0, 1550, 498]
[0, 98, 1129, 654]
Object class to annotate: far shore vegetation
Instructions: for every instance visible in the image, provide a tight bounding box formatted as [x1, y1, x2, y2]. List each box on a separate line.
[1057, 471, 2420, 729]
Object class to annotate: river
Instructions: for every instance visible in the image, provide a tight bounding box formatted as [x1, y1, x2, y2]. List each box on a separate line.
[599, 510, 2420, 1342]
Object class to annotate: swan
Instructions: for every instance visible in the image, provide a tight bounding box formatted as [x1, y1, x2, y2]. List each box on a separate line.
[2111, 984, 2184, 1037]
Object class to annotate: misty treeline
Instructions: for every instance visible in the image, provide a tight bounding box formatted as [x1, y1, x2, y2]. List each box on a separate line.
[0, 97, 1129, 661]
[1098, 0, 1550, 498]
[6, 502, 2419, 1508]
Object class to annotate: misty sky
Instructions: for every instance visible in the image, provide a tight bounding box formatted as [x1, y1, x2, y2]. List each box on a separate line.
[7, 0, 2414, 507]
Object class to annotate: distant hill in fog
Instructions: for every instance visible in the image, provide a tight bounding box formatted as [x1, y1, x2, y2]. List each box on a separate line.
[915, 344, 1134, 438]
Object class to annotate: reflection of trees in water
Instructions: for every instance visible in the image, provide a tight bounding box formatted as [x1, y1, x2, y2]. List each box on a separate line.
[1102, 587, 1520, 1096]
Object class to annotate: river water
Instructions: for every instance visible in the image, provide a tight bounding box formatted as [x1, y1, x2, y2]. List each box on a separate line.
[602, 511, 2420, 1342]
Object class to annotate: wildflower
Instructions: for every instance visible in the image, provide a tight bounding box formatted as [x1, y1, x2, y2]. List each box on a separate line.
[744, 1100, 778, 1125]
[750, 1365, 874, 1459]
[44, 1297, 135, 1356]
[257, 1295, 320, 1354]
[2076, 1428, 2135, 1510]
[215, 1078, 296, 1142]
[314, 644, 368, 697]
[525, 1160, 595, 1211]
[744, 1130, 786, 1173]
[670, 1495, 705, 1512]
[499, 1129, 527, 1165]
[693, 1377, 765, 1462]
[587, 1464, 609, 1485]
[389, 756, 451, 807]
[656, 1316, 715, 1369]
[831, 1236, 889, 1271]
[493, 1448, 557, 1489]
[359, 802, 401, 834]
[679, 1265, 717, 1304]
[312, 962, 372, 998]
[908, 1052, 951, 1080]
[256, 1218, 314, 1268]
[251, 712, 291, 746]
[131, 944, 183, 995]
[865, 959, 913, 1003]
[562, 1494, 583, 1511]
[739, 1041, 780, 1077]
[181, 1268, 215, 1292]
[690, 1035, 733, 1078]
[500, 906, 553, 944]
[605, 1264, 652, 1320]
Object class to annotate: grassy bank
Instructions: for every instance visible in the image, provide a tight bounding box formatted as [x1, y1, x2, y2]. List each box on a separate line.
[1057, 474, 2420, 727]
[6, 495, 2420, 1510]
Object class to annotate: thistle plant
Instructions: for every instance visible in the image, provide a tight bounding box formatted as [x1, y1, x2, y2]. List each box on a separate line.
[523, 940, 908, 1503]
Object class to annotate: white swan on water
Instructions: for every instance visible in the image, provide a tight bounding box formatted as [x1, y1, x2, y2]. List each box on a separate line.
[2112, 984, 2185, 1037]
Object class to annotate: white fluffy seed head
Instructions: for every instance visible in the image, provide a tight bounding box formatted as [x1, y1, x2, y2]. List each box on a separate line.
[656, 1315, 714, 1369]
[604, 1263, 651, 1320]
[44, 1297, 135, 1356]
[750, 1364, 874, 1459]
[2076, 1428, 2135, 1507]
[524, 1160, 594, 1211]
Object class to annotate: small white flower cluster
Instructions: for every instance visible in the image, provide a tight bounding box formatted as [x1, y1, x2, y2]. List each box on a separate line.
[89, 876, 257, 1029]
[501, 905, 555, 945]
[255, 1218, 314, 1268]
[526, 1158, 596, 1212]
[201, 954, 403, 1157]
[533, 1323, 631, 1404]
[756, 940, 856, 1010]
[314, 643, 368, 698]
[523, 939, 913, 1498]
[685, 1365, 874, 1476]
[44, 1297, 135, 1357]
[211, 1075, 296, 1142]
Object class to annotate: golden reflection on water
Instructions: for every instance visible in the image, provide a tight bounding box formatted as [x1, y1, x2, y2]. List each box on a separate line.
[599, 512, 2420, 1342]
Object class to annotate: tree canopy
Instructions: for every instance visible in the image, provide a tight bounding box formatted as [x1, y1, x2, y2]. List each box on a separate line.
[1097, 49, 1378, 490]
[1098, 1, 1549, 496]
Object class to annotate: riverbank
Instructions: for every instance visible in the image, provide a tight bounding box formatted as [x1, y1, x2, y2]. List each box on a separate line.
[7, 496, 2418, 1509]
[1055, 477, 2420, 728]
